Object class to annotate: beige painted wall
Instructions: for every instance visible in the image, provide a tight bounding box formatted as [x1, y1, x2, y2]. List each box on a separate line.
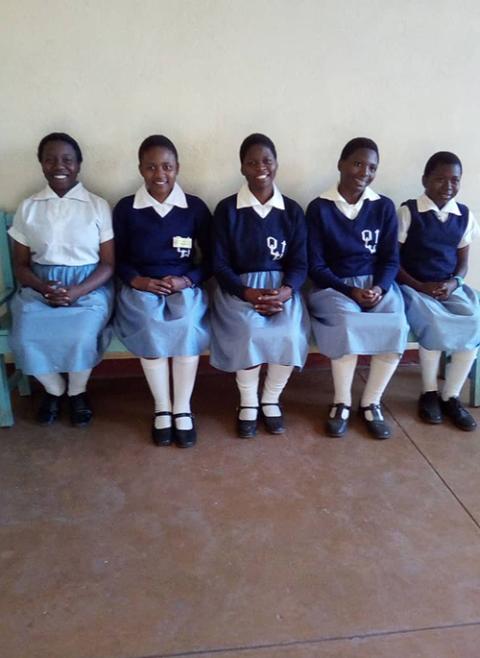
[2, 0, 480, 282]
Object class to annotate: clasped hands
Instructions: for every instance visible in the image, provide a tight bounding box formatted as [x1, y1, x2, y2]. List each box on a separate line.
[349, 285, 383, 309]
[243, 285, 292, 316]
[131, 275, 190, 295]
[418, 279, 458, 301]
[43, 280, 81, 306]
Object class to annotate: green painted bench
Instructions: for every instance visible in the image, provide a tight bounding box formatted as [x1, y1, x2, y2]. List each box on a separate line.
[1, 209, 479, 426]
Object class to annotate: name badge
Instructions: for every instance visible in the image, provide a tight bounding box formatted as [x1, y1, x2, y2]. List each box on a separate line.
[173, 236, 192, 249]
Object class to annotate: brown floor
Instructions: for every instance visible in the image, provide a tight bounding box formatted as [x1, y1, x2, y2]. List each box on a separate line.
[2, 364, 480, 658]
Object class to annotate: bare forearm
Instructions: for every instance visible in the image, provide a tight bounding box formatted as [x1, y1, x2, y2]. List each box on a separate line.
[14, 264, 49, 294]
[73, 263, 113, 296]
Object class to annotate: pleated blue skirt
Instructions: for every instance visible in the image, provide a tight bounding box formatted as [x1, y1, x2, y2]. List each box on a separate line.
[113, 283, 210, 358]
[401, 283, 480, 351]
[9, 263, 114, 375]
[210, 271, 310, 372]
[308, 275, 408, 359]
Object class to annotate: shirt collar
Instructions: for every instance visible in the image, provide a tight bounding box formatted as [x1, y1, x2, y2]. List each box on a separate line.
[236, 183, 285, 211]
[417, 193, 461, 216]
[32, 182, 89, 202]
[133, 182, 188, 211]
[319, 185, 380, 204]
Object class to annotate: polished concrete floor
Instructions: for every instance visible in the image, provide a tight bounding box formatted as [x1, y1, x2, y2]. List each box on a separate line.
[2, 364, 480, 658]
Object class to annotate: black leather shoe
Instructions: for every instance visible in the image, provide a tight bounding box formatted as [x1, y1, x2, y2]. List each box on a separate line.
[237, 406, 258, 439]
[260, 403, 285, 434]
[37, 393, 62, 425]
[418, 391, 443, 424]
[326, 403, 350, 437]
[359, 403, 391, 440]
[69, 393, 93, 427]
[440, 397, 477, 431]
[152, 411, 173, 446]
[173, 413, 197, 448]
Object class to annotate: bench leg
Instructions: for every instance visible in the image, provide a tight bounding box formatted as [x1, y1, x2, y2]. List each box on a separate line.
[17, 372, 31, 397]
[0, 355, 14, 427]
[469, 353, 480, 407]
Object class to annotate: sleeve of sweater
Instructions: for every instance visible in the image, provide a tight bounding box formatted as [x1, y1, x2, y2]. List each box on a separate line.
[113, 198, 141, 285]
[281, 200, 308, 290]
[372, 198, 400, 292]
[306, 199, 352, 296]
[184, 198, 213, 286]
[212, 198, 246, 298]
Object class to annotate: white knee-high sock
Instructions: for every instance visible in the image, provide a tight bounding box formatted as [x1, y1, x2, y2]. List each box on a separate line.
[67, 369, 92, 396]
[418, 347, 442, 393]
[172, 355, 199, 430]
[140, 357, 171, 429]
[35, 372, 66, 396]
[331, 354, 358, 406]
[261, 364, 294, 417]
[361, 352, 401, 406]
[442, 349, 477, 400]
[236, 366, 261, 421]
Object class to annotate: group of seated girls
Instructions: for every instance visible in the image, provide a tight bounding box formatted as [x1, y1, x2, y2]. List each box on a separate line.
[8, 131, 480, 448]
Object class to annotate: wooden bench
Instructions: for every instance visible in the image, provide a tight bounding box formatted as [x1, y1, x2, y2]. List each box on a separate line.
[1, 209, 479, 426]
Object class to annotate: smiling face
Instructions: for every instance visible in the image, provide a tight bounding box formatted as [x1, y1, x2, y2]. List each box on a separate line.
[40, 140, 81, 196]
[139, 146, 179, 203]
[241, 143, 278, 201]
[422, 163, 462, 209]
[337, 147, 378, 204]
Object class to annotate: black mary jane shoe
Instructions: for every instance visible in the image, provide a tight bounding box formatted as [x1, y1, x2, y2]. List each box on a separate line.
[69, 392, 93, 427]
[260, 402, 285, 434]
[326, 403, 351, 437]
[418, 391, 443, 424]
[359, 403, 391, 440]
[237, 406, 259, 439]
[152, 411, 173, 446]
[440, 397, 477, 432]
[37, 392, 62, 426]
[173, 412, 197, 448]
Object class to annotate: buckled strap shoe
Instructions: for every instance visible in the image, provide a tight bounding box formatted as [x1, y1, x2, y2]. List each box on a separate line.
[237, 406, 258, 439]
[418, 391, 443, 424]
[359, 403, 391, 440]
[173, 412, 197, 448]
[152, 411, 173, 446]
[69, 392, 93, 427]
[326, 403, 350, 437]
[37, 393, 62, 425]
[260, 403, 285, 434]
[440, 397, 477, 432]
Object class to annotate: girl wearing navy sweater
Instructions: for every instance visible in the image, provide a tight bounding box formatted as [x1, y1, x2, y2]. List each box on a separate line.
[307, 137, 408, 439]
[211, 133, 309, 438]
[398, 151, 480, 431]
[113, 135, 211, 448]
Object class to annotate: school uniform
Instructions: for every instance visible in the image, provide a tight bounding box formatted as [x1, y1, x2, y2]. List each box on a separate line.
[398, 194, 480, 351]
[113, 183, 211, 358]
[210, 184, 310, 372]
[8, 182, 114, 375]
[307, 186, 408, 359]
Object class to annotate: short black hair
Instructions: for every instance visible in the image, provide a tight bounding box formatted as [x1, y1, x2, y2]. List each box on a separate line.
[37, 132, 83, 163]
[239, 133, 277, 162]
[340, 137, 379, 161]
[138, 135, 178, 162]
[424, 151, 462, 177]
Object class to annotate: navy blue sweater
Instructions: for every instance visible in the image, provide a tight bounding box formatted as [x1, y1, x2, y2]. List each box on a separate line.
[400, 200, 468, 282]
[113, 194, 212, 286]
[213, 194, 307, 297]
[307, 196, 399, 295]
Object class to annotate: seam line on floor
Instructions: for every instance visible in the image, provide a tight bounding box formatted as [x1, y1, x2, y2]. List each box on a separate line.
[123, 620, 480, 658]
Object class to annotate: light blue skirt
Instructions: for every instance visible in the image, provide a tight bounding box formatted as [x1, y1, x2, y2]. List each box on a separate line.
[308, 275, 408, 359]
[401, 283, 480, 351]
[113, 284, 209, 358]
[210, 271, 310, 372]
[9, 263, 114, 375]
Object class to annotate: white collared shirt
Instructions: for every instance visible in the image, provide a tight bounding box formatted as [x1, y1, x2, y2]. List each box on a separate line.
[319, 185, 381, 220]
[236, 183, 285, 219]
[397, 194, 479, 246]
[9, 182, 113, 265]
[133, 182, 188, 218]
